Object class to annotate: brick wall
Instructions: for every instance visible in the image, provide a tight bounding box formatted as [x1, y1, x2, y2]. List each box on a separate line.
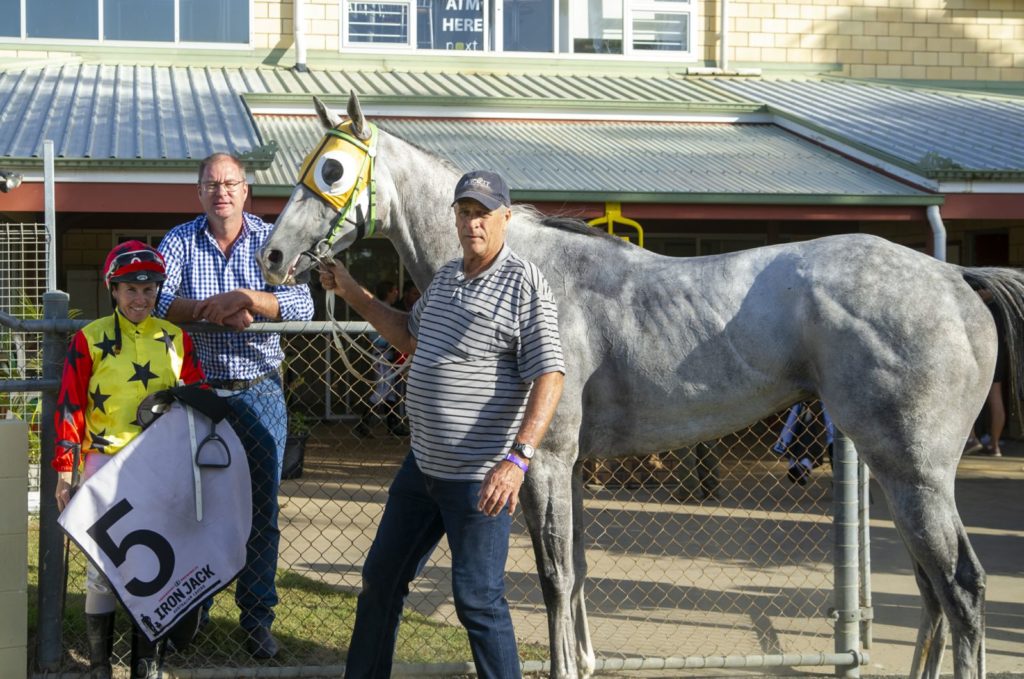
[256, 0, 339, 51]
[709, 0, 1024, 80]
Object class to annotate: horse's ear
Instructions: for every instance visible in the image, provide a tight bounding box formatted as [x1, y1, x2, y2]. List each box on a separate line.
[313, 96, 343, 130]
[346, 91, 371, 141]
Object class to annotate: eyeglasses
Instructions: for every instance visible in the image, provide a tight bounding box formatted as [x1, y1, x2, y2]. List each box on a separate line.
[199, 180, 245, 194]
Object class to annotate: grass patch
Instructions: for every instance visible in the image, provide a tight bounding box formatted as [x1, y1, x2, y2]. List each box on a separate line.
[28, 518, 547, 671]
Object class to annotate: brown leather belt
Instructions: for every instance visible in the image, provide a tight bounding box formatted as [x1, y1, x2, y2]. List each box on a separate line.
[207, 370, 277, 392]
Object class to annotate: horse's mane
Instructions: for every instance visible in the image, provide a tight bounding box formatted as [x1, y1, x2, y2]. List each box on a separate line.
[513, 205, 628, 246]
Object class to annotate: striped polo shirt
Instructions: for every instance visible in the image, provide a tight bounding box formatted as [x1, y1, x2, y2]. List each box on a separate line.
[406, 246, 565, 481]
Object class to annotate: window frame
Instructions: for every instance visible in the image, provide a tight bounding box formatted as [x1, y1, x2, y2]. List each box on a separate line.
[342, 0, 416, 50]
[338, 0, 695, 61]
[623, 0, 693, 56]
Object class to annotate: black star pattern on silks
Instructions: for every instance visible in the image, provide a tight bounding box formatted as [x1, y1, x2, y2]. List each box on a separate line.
[91, 430, 113, 454]
[56, 390, 81, 426]
[65, 343, 86, 372]
[154, 329, 176, 353]
[90, 386, 111, 413]
[128, 361, 159, 389]
[94, 333, 118, 360]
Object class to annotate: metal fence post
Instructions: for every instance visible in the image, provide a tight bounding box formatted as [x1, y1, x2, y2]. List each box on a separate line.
[858, 460, 873, 648]
[832, 429, 862, 677]
[35, 290, 69, 671]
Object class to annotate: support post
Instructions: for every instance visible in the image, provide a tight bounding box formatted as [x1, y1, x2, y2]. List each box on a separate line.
[858, 460, 873, 648]
[44, 140, 56, 292]
[832, 429, 861, 677]
[34, 291, 69, 671]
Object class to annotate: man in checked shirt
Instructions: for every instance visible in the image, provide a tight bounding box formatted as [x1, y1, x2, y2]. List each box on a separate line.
[157, 152, 314, 659]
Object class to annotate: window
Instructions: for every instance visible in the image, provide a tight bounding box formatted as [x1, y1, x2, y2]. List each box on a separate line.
[502, 0, 553, 52]
[630, 2, 689, 52]
[105, 0, 174, 42]
[0, 0, 18, 37]
[180, 0, 249, 43]
[341, 0, 692, 58]
[0, 0, 249, 44]
[28, 0, 99, 40]
[570, 0, 691, 54]
[346, 2, 412, 46]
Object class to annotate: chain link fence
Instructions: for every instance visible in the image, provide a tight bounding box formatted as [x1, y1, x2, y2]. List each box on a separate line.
[21, 313, 859, 677]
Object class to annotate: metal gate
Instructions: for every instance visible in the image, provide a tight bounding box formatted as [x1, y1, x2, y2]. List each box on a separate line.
[12, 292, 871, 677]
[0, 222, 48, 495]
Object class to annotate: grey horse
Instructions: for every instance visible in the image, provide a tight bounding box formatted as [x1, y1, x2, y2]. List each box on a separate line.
[258, 93, 1022, 679]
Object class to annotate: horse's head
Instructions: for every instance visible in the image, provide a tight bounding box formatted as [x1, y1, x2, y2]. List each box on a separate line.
[259, 93, 381, 285]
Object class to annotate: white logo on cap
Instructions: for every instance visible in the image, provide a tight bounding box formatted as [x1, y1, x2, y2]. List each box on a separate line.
[468, 177, 492, 191]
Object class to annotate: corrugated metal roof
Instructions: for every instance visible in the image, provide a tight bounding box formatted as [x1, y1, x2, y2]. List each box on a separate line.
[1, 63, 1018, 188]
[701, 77, 1024, 177]
[0, 63, 747, 165]
[236, 66, 743, 106]
[0, 64, 264, 162]
[254, 114, 930, 200]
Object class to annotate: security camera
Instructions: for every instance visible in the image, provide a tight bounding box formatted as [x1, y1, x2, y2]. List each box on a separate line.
[0, 170, 23, 193]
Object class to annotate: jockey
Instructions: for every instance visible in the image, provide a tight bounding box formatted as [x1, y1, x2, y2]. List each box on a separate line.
[54, 240, 206, 679]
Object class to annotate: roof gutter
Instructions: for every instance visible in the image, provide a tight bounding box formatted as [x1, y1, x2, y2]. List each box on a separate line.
[293, 0, 308, 72]
[927, 204, 947, 262]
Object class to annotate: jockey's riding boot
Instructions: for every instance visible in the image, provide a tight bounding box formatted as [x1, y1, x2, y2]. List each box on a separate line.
[130, 624, 163, 679]
[84, 612, 115, 679]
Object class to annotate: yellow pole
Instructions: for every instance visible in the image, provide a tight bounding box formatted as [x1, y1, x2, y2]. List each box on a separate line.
[587, 202, 644, 248]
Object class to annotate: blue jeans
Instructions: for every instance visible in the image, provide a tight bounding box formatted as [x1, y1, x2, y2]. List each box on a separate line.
[223, 375, 286, 631]
[345, 452, 521, 679]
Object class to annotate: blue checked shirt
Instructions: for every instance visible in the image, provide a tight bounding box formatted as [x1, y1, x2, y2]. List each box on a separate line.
[156, 213, 314, 381]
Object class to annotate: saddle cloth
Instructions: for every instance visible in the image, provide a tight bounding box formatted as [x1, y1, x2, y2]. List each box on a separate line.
[59, 401, 251, 641]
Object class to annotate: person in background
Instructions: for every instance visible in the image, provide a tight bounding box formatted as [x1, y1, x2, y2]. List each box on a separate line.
[964, 285, 1008, 457]
[54, 241, 206, 679]
[355, 280, 410, 437]
[398, 280, 420, 312]
[156, 152, 314, 659]
[772, 401, 834, 486]
[320, 169, 565, 678]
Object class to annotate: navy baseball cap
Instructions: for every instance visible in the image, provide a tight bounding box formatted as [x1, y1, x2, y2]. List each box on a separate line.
[452, 170, 511, 211]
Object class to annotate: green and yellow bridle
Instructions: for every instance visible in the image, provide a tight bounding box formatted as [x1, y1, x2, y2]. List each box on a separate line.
[297, 120, 379, 259]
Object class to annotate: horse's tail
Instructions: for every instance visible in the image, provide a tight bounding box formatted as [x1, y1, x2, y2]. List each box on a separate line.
[962, 266, 1024, 418]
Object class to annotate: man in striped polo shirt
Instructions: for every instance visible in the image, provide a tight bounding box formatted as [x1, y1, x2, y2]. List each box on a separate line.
[321, 170, 565, 679]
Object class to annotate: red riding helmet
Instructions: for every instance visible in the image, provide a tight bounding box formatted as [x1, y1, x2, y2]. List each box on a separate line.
[102, 240, 166, 289]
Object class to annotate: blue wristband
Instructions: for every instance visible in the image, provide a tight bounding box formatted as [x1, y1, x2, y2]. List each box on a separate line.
[503, 452, 529, 473]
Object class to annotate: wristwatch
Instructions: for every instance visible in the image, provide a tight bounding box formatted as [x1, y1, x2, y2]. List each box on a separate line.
[510, 441, 535, 460]
[504, 442, 535, 473]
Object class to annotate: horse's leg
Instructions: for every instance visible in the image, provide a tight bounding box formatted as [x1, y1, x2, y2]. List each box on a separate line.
[521, 454, 579, 679]
[909, 560, 947, 679]
[570, 465, 596, 677]
[874, 475, 986, 679]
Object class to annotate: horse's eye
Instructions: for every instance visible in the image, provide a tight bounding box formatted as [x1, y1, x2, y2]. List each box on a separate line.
[321, 159, 344, 185]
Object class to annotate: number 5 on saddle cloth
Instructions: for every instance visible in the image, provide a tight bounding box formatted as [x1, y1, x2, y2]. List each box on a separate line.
[58, 385, 251, 642]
